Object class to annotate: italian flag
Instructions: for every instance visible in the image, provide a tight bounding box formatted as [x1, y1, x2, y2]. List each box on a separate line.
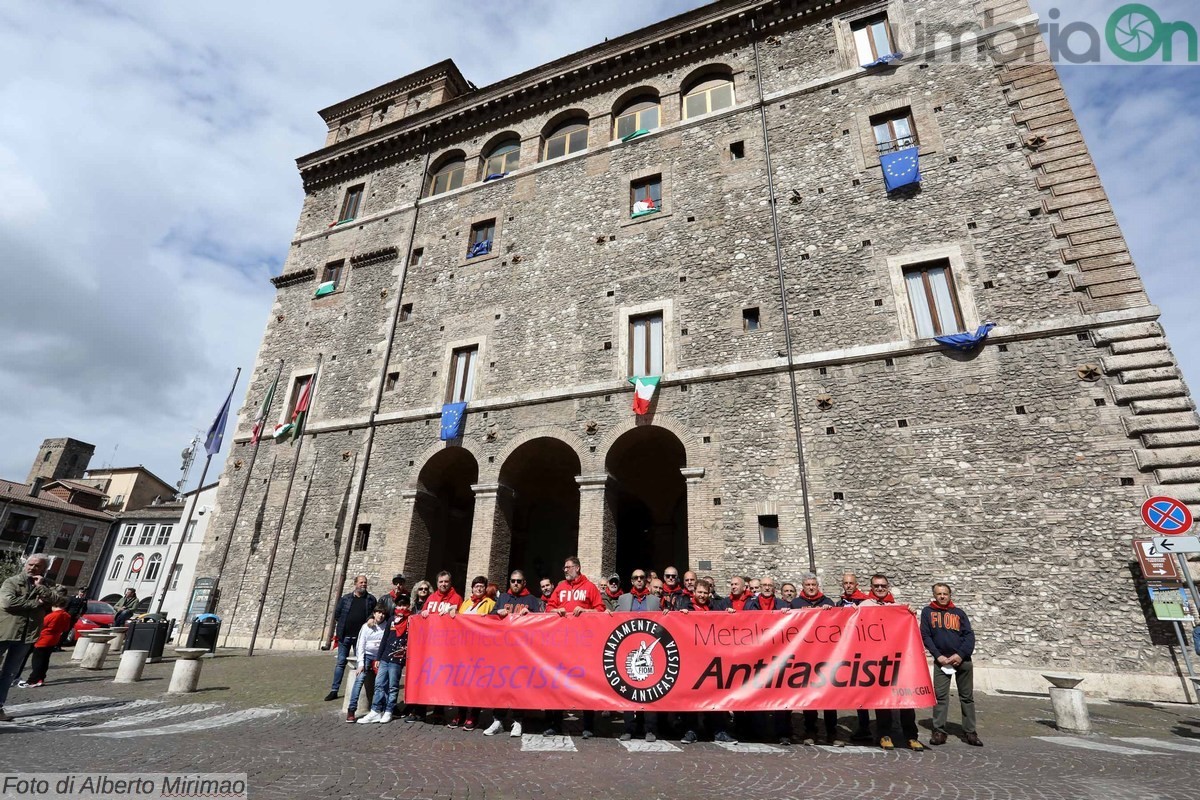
[314, 281, 337, 298]
[250, 373, 280, 445]
[628, 375, 660, 415]
[274, 377, 313, 444]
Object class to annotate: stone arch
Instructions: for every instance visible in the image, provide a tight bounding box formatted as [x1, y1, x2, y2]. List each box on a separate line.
[603, 424, 690, 577]
[496, 435, 583, 585]
[595, 416, 698, 468]
[409, 439, 485, 492]
[494, 425, 587, 472]
[611, 84, 663, 116]
[540, 108, 593, 139]
[402, 445, 479, 590]
[679, 63, 735, 95]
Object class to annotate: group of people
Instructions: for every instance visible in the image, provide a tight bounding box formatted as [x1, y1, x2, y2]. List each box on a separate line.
[0, 554, 69, 720]
[325, 557, 981, 750]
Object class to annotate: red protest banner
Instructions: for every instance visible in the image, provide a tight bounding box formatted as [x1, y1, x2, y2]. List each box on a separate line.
[406, 606, 935, 712]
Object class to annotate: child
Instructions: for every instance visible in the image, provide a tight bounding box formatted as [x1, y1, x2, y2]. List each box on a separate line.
[358, 593, 411, 724]
[20, 598, 72, 688]
[346, 608, 386, 722]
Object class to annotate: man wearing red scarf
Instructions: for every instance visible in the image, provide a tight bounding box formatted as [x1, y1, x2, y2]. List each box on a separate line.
[791, 573, 842, 746]
[601, 574, 623, 611]
[864, 574, 923, 752]
[659, 567, 691, 611]
[920, 583, 980, 747]
[727, 575, 751, 611]
[837, 572, 872, 742]
[744, 576, 783, 611]
[485, 570, 543, 738]
[676, 581, 736, 745]
[420, 571, 463, 617]
[544, 556, 604, 738]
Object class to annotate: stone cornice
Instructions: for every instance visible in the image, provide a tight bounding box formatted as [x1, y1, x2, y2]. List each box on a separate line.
[270, 267, 316, 288]
[317, 59, 468, 124]
[295, 0, 861, 191]
[350, 246, 399, 269]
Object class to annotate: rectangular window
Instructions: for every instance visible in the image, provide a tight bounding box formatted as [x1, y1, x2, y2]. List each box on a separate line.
[54, 522, 76, 550]
[285, 374, 313, 421]
[63, 559, 84, 587]
[729, 141, 745, 160]
[852, 14, 896, 65]
[155, 525, 173, 546]
[630, 175, 662, 216]
[23, 536, 47, 556]
[169, 564, 183, 590]
[466, 220, 495, 259]
[871, 109, 918, 155]
[399, 303, 412, 322]
[904, 259, 965, 338]
[321, 260, 344, 289]
[385, 371, 399, 392]
[185, 520, 197, 542]
[629, 313, 664, 377]
[119, 523, 137, 546]
[742, 307, 760, 332]
[77, 526, 95, 553]
[448, 346, 478, 403]
[338, 184, 364, 223]
[0, 512, 35, 544]
[353, 524, 371, 552]
[409, 248, 424, 267]
[138, 525, 155, 546]
[758, 514, 780, 544]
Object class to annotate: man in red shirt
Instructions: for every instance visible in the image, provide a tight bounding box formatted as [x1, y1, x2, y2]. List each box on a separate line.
[727, 575, 751, 611]
[421, 571, 463, 617]
[544, 556, 603, 738]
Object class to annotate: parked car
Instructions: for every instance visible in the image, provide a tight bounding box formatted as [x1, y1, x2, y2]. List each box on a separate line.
[65, 601, 115, 645]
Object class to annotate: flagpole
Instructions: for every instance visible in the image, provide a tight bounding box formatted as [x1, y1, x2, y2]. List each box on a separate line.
[247, 354, 322, 656]
[220, 451, 277, 647]
[209, 359, 284, 613]
[155, 367, 241, 614]
[268, 455, 318, 648]
[318, 456, 357, 646]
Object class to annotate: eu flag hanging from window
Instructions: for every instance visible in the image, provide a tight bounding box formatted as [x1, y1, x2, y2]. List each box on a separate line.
[881, 146, 921, 193]
[466, 239, 492, 259]
[439, 402, 467, 440]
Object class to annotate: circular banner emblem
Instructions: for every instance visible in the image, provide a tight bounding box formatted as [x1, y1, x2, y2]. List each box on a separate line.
[1141, 495, 1193, 535]
[129, 554, 145, 573]
[602, 618, 681, 703]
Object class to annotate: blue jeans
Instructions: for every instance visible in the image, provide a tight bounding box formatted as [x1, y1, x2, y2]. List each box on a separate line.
[371, 661, 403, 713]
[330, 636, 357, 693]
[0, 641, 31, 708]
[349, 658, 376, 713]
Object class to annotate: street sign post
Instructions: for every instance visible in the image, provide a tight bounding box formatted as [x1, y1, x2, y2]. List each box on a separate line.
[1141, 496, 1193, 535]
[1150, 536, 1200, 555]
[1134, 539, 1181, 581]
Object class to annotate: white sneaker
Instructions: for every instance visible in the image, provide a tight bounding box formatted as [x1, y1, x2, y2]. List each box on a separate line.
[483, 720, 504, 736]
[357, 711, 381, 724]
[377, 712, 393, 724]
[510, 721, 523, 738]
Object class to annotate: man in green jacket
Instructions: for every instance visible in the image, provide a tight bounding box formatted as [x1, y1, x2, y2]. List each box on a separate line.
[1, 554, 63, 720]
[112, 588, 139, 627]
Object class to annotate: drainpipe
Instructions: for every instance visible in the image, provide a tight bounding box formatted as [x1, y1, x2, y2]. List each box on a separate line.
[319, 132, 432, 643]
[751, 15, 817, 572]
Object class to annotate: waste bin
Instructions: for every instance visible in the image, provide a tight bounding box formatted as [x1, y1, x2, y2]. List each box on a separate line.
[186, 614, 222, 654]
[125, 618, 172, 662]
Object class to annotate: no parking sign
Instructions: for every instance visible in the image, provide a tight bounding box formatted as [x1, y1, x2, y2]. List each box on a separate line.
[1141, 496, 1193, 536]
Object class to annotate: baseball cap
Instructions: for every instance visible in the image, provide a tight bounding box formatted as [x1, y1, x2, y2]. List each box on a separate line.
[392, 574, 406, 585]
[607, 573, 620, 583]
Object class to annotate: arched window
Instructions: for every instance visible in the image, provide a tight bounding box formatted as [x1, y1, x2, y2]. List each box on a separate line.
[682, 75, 735, 119]
[108, 555, 124, 581]
[542, 119, 588, 161]
[482, 139, 521, 178]
[143, 554, 163, 583]
[614, 98, 660, 140]
[427, 157, 465, 196]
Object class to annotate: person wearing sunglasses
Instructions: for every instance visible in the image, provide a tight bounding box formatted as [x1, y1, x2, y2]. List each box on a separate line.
[602, 574, 623, 612]
[614, 569, 661, 742]
[863, 574, 923, 752]
[402, 581, 434, 723]
[483, 570, 543, 738]
[659, 567, 691, 611]
[837, 572, 874, 742]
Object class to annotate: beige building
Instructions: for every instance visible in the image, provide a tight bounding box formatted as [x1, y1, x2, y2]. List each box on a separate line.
[198, 0, 1200, 701]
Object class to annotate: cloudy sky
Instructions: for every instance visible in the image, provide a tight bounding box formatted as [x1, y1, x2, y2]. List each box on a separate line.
[0, 1, 1197, 489]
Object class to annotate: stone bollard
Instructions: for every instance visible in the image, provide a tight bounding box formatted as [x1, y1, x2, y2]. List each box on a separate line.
[340, 655, 360, 717]
[114, 650, 149, 683]
[81, 633, 116, 670]
[106, 626, 128, 654]
[71, 635, 92, 662]
[168, 648, 209, 694]
[1043, 674, 1091, 734]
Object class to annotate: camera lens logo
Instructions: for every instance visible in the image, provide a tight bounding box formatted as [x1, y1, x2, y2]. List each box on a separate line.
[602, 619, 681, 703]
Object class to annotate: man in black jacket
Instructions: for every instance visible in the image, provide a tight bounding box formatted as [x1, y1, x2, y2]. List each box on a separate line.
[484, 570, 544, 737]
[920, 583, 981, 746]
[324, 574, 375, 701]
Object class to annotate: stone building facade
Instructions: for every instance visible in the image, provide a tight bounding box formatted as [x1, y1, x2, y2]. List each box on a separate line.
[198, 0, 1200, 700]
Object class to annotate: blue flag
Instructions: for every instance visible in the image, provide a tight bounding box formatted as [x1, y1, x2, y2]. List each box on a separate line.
[204, 382, 237, 456]
[483, 173, 507, 182]
[864, 52, 903, 68]
[439, 402, 467, 440]
[881, 146, 921, 192]
[935, 322, 996, 351]
[466, 239, 492, 259]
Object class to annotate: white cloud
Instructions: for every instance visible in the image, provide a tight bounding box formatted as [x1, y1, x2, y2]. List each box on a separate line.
[0, 1, 1197, 488]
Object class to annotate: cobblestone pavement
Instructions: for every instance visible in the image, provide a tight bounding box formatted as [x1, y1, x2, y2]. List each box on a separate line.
[1, 651, 1198, 799]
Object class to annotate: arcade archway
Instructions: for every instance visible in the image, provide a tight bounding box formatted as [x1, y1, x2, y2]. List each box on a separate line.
[405, 447, 478, 590]
[498, 437, 581, 585]
[606, 426, 688, 576]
